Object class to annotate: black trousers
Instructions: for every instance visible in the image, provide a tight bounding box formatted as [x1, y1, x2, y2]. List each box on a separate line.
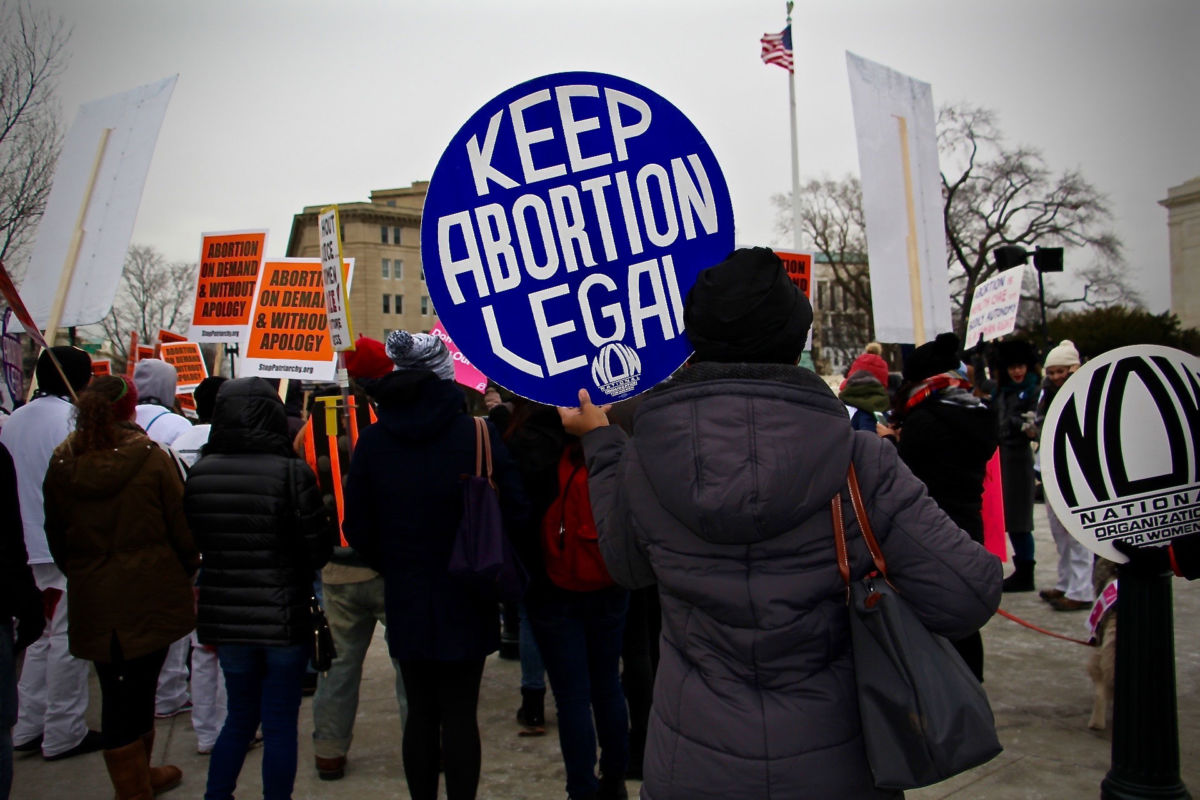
[94, 642, 168, 750]
[621, 586, 661, 772]
[398, 658, 486, 800]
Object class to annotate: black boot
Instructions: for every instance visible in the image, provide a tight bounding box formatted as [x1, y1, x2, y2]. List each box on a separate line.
[516, 687, 545, 736]
[596, 769, 629, 800]
[1002, 558, 1035, 592]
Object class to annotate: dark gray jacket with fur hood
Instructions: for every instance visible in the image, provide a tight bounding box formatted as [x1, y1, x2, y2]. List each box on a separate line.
[582, 364, 1003, 800]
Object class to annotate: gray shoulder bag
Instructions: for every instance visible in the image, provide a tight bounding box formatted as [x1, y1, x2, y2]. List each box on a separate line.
[832, 463, 1002, 790]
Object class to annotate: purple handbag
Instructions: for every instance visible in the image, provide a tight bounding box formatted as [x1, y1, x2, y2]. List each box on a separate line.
[448, 417, 528, 602]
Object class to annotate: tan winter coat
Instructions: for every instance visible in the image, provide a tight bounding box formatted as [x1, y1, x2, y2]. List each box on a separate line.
[44, 423, 198, 662]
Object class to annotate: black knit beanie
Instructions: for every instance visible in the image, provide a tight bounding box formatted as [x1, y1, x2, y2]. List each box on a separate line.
[902, 332, 961, 382]
[684, 247, 813, 365]
[35, 346, 92, 397]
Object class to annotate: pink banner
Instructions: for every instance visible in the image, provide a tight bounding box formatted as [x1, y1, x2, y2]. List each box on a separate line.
[430, 321, 488, 394]
[982, 448, 1007, 562]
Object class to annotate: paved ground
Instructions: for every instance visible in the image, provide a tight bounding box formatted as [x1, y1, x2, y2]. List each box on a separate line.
[10, 501, 1198, 799]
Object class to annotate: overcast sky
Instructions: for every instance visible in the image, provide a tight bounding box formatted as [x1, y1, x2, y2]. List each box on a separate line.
[36, 0, 1199, 314]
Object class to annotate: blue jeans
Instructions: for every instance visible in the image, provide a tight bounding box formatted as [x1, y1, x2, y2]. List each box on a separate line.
[1, 624, 15, 800]
[312, 577, 407, 759]
[529, 588, 629, 799]
[518, 602, 545, 692]
[205, 644, 308, 800]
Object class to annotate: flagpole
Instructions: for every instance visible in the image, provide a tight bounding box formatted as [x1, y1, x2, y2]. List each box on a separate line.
[786, 1, 802, 252]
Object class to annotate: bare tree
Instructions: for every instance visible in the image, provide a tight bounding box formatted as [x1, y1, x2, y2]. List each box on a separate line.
[939, 103, 1133, 332]
[99, 245, 197, 369]
[773, 176, 873, 369]
[775, 103, 1137, 345]
[0, 0, 70, 275]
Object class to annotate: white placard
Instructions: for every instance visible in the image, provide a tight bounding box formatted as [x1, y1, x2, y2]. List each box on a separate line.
[964, 267, 1024, 348]
[317, 207, 354, 351]
[846, 53, 951, 345]
[20, 76, 177, 328]
[1041, 345, 1200, 562]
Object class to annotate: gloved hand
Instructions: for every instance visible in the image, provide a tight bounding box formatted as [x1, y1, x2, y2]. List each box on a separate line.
[1112, 540, 1172, 577]
[14, 589, 46, 651]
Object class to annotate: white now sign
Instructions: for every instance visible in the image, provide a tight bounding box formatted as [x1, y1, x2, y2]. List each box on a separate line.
[1040, 345, 1200, 562]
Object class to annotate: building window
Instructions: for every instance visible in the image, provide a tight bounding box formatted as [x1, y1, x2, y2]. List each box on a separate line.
[380, 225, 388, 244]
[394, 294, 403, 314]
[383, 328, 392, 339]
[393, 259, 403, 280]
[419, 265, 425, 281]
[392, 226, 401, 244]
[340, 224, 345, 242]
[382, 258, 390, 278]
[382, 294, 390, 314]
[386, 200, 396, 207]
[421, 296, 430, 315]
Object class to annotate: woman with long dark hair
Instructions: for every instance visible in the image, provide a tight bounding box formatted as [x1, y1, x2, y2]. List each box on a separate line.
[43, 375, 198, 799]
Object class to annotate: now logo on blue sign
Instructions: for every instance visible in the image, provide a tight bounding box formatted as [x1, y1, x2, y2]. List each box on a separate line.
[421, 71, 734, 407]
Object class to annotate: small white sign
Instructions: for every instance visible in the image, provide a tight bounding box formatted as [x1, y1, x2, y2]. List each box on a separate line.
[964, 267, 1024, 349]
[1041, 345, 1200, 562]
[318, 206, 354, 352]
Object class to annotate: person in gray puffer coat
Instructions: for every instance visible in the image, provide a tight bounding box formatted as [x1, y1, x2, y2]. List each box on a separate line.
[559, 248, 1003, 800]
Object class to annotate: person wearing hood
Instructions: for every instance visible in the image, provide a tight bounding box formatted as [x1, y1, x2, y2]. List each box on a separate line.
[1034, 340, 1095, 611]
[42, 375, 198, 799]
[132, 359, 192, 447]
[342, 331, 529, 800]
[992, 339, 1042, 592]
[183, 378, 335, 800]
[891, 332, 1000, 681]
[0, 346, 102, 761]
[559, 247, 1003, 800]
[132, 358, 195, 722]
[838, 349, 891, 432]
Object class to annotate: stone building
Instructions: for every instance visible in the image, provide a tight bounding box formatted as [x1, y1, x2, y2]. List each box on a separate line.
[1161, 177, 1200, 330]
[286, 182, 434, 341]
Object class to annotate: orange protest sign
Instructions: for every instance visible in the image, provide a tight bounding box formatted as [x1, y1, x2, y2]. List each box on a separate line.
[176, 393, 196, 416]
[242, 258, 354, 381]
[158, 328, 187, 344]
[188, 230, 267, 342]
[159, 341, 208, 391]
[91, 359, 111, 377]
[137, 345, 155, 361]
[774, 249, 812, 296]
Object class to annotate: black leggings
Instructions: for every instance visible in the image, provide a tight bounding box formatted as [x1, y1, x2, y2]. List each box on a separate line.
[94, 645, 168, 750]
[397, 658, 486, 800]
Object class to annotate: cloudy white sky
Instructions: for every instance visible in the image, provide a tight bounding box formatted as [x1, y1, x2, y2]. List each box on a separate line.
[36, 0, 1199, 313]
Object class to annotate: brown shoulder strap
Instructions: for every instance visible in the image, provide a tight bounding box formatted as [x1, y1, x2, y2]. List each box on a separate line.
[847, 463, 888, 578]
[473, 417, 495, 485]
[830, 489, 851, 588]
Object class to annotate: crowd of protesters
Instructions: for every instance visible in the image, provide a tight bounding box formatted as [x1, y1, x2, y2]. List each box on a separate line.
[3, 247, 1198, 800]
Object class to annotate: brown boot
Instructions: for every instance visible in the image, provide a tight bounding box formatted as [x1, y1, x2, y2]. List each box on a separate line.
[103, 741, 154, 800]
[140, 731, 183, 795]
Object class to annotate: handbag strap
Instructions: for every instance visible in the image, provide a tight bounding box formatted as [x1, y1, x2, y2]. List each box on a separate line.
[472, 417, 495, 486]
[830, 462, 890, 588]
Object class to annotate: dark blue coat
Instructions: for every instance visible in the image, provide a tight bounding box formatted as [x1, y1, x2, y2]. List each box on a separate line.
[343, 371, 529, 662]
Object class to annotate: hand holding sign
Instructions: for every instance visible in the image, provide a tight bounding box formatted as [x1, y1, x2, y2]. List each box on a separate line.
[422, 72, 734, 407]
[557, 388, 612, 437]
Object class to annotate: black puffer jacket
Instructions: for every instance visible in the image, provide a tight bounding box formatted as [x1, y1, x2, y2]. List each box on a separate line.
[185, 378, 335, 647]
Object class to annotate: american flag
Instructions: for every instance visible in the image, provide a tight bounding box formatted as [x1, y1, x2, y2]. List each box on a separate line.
[760, 25, 794, 73]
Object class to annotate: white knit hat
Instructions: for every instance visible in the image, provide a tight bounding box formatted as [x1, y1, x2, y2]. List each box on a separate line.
[1044, 340, 1080, 369]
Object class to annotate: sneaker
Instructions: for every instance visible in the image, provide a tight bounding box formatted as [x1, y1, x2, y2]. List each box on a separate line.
[154, 700, 193, 719]
[1038, 588, 1066, 602]
[13, 734, 43, 753]
[43, 730, 103, 761]
[197, 745, 213, 755]
[315, 755, 346, 780]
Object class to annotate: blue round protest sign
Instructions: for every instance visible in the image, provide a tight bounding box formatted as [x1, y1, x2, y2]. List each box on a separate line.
[421, 71, 734, 407]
